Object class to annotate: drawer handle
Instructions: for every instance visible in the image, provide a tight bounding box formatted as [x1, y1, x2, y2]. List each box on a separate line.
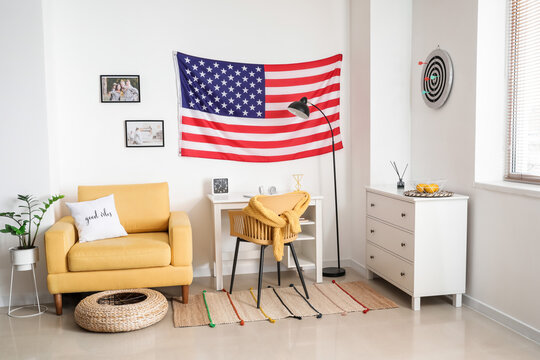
[400, 272, 405, 276]
[370, 255, 374, 259]
[401, 213, 406, 217]
[401, 242, 406, 247]
[370, 229, 375, 233]
[370, 203, 375, 207]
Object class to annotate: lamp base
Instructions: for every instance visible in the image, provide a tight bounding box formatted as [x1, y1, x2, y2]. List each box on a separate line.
[323, 266, 346, 277]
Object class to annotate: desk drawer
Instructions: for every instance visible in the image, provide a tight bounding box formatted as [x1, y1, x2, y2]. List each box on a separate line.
[366, 218, 414, 262]
[367, 242, 413, 292]
[367, 192, 415, 231]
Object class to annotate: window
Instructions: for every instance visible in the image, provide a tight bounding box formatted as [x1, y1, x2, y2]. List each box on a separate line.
[506, 0, 540, 183]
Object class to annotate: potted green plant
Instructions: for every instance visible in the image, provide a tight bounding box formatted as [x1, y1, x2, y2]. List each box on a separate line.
[1, 194, 63, 271]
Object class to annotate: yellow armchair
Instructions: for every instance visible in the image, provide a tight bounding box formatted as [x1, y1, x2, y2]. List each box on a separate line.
[45, 183, 193, 315]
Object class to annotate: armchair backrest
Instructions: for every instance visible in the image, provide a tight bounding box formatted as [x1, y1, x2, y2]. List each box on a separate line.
[78, 182, 170, 233]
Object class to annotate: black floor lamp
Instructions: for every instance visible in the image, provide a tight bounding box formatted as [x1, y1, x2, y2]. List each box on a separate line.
[288, 97, 345, 277]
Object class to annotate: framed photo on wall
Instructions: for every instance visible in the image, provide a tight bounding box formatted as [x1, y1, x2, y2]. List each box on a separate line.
[101, 75, 140, 103]
[125, 120, 164, 148]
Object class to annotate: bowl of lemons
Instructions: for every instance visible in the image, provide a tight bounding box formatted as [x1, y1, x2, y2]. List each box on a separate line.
[405, 180, 452, 197]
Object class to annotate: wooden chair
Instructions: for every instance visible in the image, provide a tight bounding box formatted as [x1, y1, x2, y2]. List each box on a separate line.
[228, 192, 309, 308]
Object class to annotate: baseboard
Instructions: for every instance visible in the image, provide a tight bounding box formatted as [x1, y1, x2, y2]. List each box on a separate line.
[462, 294, 540, 344]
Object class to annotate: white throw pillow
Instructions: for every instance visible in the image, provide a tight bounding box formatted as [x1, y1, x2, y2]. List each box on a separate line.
[65, 194, 128, 243]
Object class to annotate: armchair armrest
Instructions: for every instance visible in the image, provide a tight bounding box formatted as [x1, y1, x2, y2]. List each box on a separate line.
[169, 211, 192, 266]
[45, 216, 77, 274]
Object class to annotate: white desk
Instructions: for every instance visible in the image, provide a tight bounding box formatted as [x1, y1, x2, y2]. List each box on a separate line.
[208, 193, 323, 290]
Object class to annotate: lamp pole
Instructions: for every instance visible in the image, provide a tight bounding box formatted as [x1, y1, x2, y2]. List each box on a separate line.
[309, 102, 345, 277]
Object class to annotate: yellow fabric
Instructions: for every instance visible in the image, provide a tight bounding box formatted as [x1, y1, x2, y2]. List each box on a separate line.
[47, 265, 192, 294]
[242, 191, 310, 262]
[45, 216, 78, 274]
[169, 211, 193, 266]
[78, 182, 170, 233]
[68, 232, 171, 272]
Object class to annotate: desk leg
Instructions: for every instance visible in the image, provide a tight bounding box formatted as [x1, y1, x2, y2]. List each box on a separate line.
[213, 207, 223, 290]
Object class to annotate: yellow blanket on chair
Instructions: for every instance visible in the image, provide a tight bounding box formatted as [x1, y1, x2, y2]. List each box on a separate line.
[242, 191, 311, 262]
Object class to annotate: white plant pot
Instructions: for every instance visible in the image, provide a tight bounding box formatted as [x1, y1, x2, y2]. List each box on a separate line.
[10, 246, 39, 271]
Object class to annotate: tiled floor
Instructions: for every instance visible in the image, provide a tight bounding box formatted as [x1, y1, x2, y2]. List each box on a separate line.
[1, 268, 538, 359]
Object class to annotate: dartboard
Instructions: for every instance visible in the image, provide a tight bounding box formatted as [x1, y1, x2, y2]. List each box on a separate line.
[421, 48, 453, 108]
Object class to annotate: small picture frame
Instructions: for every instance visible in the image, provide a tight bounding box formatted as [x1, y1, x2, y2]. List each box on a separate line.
[125, 120, 164, 148]
[212, 178, 229, 195]
[101, 75, 140, 103]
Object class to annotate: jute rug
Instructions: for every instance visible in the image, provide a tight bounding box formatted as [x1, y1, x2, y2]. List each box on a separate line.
[172, 281, 397, 328]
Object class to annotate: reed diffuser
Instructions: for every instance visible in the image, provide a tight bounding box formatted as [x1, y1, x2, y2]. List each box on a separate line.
[390, 161, 408, 189]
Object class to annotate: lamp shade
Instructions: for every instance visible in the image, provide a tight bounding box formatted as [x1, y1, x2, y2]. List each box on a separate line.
[288, 97, 310, 119]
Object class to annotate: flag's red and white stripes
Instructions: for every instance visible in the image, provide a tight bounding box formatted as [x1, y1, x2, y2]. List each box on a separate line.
[180, 54, 343, 162]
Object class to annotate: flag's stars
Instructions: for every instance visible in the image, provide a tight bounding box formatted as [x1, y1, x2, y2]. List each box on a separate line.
[256, 100, 262, 105]
[221, 68, 227, 74]
[221, 103, 227, 108]
[200, 71, 206, 78]
[249, 94, 255, 99]
[228, 86, 234, 92]
[193, 76, 198, 82]
[256, 88, 263, 94]
[221, 80, 227, 86]
[215, 108, 220, 113]
[202, 104, 207, 110]
[249, 71, 254, 77]
[189, 101, 195, 107]
[241, 66, 247, 71]
[214, 62, 219, 68]
[221, 91, 227, 97]
[249, 105, 255, 111]
[193, 64, 198, 70]
[235, 93, 241, 98]
[249, 82, 255, 88]
[256, 111, 262, 117]
[188, 79, 193, 85]
[201, 94, 206, 99]
[242, 88, 248, 93]
[227, 64, 233, 70]
[208, 100, 214, 106]
[199, 60, 205, 66]
[206, 66, 212, 72]
[255, 66, 261, 72]
[242, 110, 248, 116]
[195, 98, 200, 103]
[235, 70, 241, 76]
[200, 83, 206, 89]
[208, 78, 213, 84]
[228, 98, 235, 103]
[256, 77, 262, 83]
[228, 75, 234, 81]
[235, 81, 241, 87]
[194, 87, 200, 92]
[242, 99, 248, 105]
[242, 76, 248, 82]
[214, 84, 220, 91]
[228, 109, 234, 115]
[235, 104, 241, 110]
[214, 73, 220, 79]
[214, 96, 220, 102]
[208, 90, 213, 95]
[185, 57, 191, 63]
[186, 69, 191, 75]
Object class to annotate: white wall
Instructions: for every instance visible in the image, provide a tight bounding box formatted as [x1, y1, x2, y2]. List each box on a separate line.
[42, 0, 353, 277]
[370, 0, 412, 185]
[0, 0, 53, 306]
[411, 0, 540, 335]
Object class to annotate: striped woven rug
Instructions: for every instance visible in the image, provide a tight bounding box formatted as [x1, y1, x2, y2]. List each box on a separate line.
[172, 281, 398, 328]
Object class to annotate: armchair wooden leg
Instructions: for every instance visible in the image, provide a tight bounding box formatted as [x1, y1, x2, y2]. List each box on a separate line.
[54, 294, 62, 315]
[182, 285, 189, 304]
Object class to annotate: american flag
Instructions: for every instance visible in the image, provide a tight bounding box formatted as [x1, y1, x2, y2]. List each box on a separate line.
[174, 52, 343, 162]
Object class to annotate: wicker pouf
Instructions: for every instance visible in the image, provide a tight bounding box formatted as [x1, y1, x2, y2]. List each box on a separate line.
[74, 288, 168, 333]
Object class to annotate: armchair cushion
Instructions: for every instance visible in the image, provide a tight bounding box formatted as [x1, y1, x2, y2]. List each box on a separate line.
[67, 232, 171, 272]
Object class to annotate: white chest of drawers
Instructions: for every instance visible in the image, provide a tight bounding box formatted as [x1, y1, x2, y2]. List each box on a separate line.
[365, 186, 468, 310]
